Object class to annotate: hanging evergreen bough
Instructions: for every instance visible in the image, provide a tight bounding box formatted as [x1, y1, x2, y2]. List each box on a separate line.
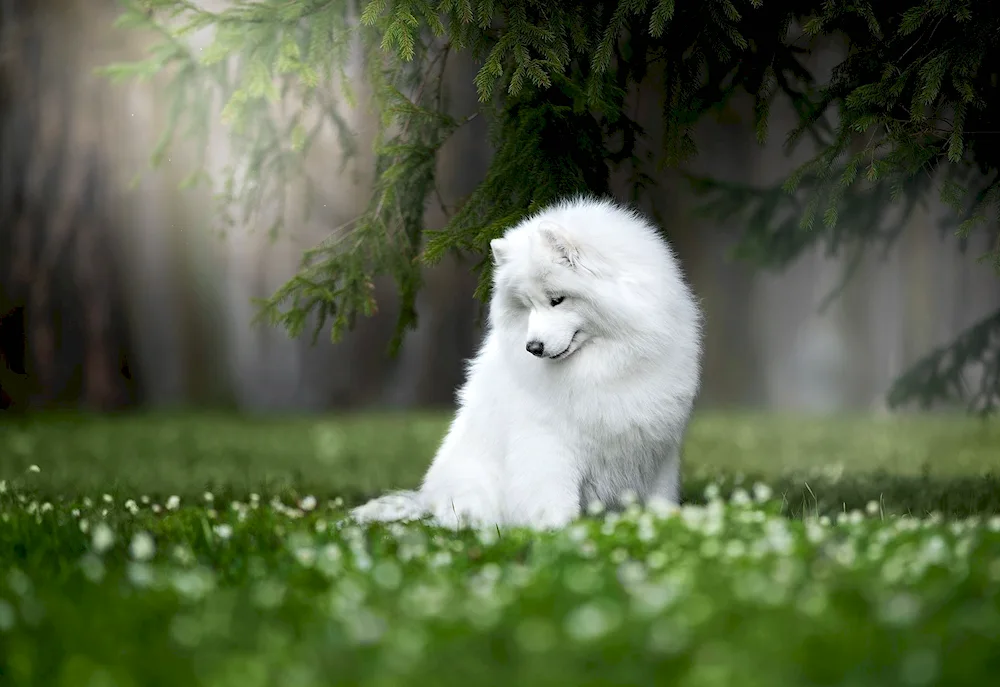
[101, 0, 1000, 413]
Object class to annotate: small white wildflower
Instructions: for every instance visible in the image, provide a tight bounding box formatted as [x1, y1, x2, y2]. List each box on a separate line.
[0, 599, 14, 631]
[617, 561, 646, 586]
[91, 523, 115, 553]
[564, 601, 622, 642]
[27, 465, 40, 473]
[71, 508, 80, 517]
[429, 551, 452, 568]
[102, 494, 113, 504]
[172, 545, 195, 566]
[213, 524, 233, 540]
[125, 499, 139, 515]
[151, 504, 162, 514]
[988, 516, 1000, 532]
[646, 551, 668, 570]
[82, 497, 93, 508]
[752, 482, 773, 503]
[129, 531, 156, 561]
[166, 495, 180, 511]
[373, 560, 403, 590]
[203, 492, 214, 503]
[79, 554, 105, 583]
[293, 547, 316, 567]
[724, 539, 747, 559]
[879, 593, 921, 627]
[40, 502, 53, 514]
[140, 495, 150, 504]
[0, 480, 6, 494]
[646, 496, 678, 519]
[585, 499, 605, 516]
[299, 495, 317, 511]
[79, 518, 90, 533]
[703, 483, 721, 501]
[866, 500, 881, 516]
[127, 562, 154, 587]
[730, 488, 751, 506]
[567, 523, 589, 543]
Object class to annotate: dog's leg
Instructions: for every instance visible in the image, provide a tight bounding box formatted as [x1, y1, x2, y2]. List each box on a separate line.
[419, 448, 504, 530]
[502, 431, 582, 530]
[350, 489, 427, 524]
[648, 443, 682, 507]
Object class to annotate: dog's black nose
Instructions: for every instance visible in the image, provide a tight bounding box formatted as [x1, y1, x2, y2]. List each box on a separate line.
[526, 340, 545, 357]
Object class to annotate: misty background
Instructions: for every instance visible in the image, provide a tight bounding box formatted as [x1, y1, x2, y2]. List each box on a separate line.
[2, 0, 997, 416]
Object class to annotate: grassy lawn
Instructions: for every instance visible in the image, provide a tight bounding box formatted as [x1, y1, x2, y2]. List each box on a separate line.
[1, 411, 1000, 685]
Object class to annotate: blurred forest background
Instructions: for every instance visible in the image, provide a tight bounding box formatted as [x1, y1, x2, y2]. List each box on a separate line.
[2, 0, 998, 415]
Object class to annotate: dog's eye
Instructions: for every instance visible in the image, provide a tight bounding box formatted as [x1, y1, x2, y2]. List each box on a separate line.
[549, 296, 565, 307]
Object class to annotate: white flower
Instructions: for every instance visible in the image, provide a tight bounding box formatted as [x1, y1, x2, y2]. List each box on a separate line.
[213, 524, 233, 540]
[127, 562, 154, 587]
[166, 495, 180, 511]
[203, 492, 214, 503]
[91, 523, 115, 554]
[0, 480, 7, 494]
[564, 601, 622, 642]
[294, 547, 317, 567]
[300, 495, 317, 511]
[129, 531, 156, 561]
[0, 599, 15, 631]
[172, 545, 195, 566]
[125, 499, 139, 515]
[102, 494, 113, 504]
[752, 482, 773, 503]
[27, 465, 40, 473]
[730, 488, 751, 506]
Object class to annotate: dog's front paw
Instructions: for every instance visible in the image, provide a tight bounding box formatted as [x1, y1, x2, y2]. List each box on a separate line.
[350, 490, 426, 525]
[527, 505, 579, 531]
[425, 495, 499, 531]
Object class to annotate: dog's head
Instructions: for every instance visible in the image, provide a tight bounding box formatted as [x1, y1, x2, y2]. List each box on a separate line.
[489, 220, 596, 362]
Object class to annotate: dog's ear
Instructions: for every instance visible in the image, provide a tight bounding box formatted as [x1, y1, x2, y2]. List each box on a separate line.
[490, 238, 509, 266]
[538, 221, 579, 268]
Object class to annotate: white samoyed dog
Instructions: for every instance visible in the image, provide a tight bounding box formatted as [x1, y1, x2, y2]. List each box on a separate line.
[350, 195, 703, 530]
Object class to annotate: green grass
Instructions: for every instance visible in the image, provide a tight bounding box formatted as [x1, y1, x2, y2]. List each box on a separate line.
[1, 411, 1000, 686]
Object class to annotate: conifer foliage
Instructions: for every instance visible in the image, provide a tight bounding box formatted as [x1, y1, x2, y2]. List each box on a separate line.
[104, 0, 1000, 413]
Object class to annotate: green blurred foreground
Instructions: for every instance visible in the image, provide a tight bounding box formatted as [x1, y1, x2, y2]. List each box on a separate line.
[1, 412, 1000, 686]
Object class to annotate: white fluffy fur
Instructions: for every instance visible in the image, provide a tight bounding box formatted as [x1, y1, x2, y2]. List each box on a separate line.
[350, 196, 703, 530]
